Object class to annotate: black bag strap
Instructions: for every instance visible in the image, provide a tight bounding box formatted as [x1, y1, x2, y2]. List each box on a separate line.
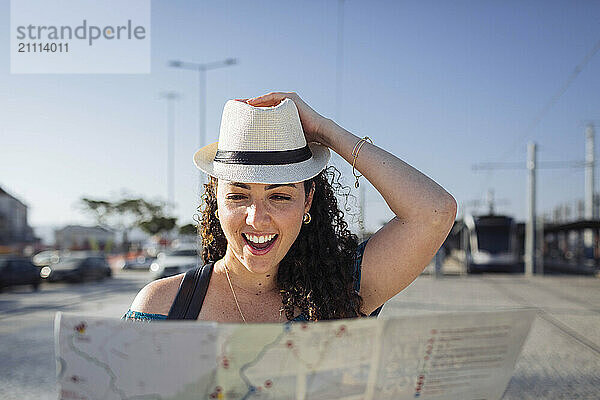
[166, 266, 200, 319]
[166, 262, 214, 320]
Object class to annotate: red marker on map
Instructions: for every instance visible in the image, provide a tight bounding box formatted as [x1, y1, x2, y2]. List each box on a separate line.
[75, 323, 86, 334]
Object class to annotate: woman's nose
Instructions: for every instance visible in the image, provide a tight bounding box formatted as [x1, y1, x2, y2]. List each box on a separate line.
[246, 201, 271, 228]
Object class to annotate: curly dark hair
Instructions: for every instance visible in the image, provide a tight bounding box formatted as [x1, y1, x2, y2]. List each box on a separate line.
[196, 166, 365, 321]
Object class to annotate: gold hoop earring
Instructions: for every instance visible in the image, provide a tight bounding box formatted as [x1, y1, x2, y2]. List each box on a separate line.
[214, 209, 219, 220]
[303, 212, 311, 224]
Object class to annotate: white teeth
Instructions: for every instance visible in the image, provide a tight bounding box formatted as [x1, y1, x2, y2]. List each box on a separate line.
[244, 233, 276, 244]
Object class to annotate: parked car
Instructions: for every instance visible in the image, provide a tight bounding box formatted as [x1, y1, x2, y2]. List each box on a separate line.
[118, 255, 156, 270]
[32, 250, 60, 267]
[0, 256, 42, 291]
[41, 253, 112, 282]
[150, 245, 199, 279]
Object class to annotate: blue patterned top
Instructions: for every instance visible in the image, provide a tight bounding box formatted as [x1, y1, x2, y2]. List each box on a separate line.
[122, 240, 381, 322]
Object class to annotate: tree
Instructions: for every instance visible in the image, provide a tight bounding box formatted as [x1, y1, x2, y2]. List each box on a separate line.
[78, 199, 112, 226]
[178, 223, 197, 236]
[139, 216, 178, 236]
[79, 196, 177, 251]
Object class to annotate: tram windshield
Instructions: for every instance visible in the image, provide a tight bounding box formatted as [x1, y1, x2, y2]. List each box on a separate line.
[476, 225, 511, 254]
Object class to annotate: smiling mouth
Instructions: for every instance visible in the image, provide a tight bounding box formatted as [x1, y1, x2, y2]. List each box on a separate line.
[242, 233, 278, 253]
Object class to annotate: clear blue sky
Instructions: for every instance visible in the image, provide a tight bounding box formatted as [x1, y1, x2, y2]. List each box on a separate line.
[1, 0, 599, 235]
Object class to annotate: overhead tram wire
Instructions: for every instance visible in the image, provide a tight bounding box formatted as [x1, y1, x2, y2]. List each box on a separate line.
[472, 160, 585, 171]
[496, 38, 600, 163]
[474, 38, 600, 214]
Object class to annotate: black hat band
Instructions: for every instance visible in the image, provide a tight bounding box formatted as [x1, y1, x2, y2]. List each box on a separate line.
[214, 145, 312, 165]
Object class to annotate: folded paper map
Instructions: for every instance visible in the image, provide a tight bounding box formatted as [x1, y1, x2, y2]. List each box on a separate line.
[54, 309, 535, 400]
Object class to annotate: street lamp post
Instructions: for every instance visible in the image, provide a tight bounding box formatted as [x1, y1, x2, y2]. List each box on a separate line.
[168, 58, 238, 188]
[159, 91, 180, 213]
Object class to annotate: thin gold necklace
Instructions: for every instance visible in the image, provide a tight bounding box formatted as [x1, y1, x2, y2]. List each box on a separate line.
[223, 263, 248, 324]
[222, 262, 285, 323]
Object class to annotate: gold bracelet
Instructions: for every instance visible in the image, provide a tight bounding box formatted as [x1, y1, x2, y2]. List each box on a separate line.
[351, 136, 373, 188]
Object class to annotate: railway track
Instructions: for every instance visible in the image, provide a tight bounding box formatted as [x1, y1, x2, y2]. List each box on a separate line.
[481, 277, 600, 356]
[524, 278, 600, 314]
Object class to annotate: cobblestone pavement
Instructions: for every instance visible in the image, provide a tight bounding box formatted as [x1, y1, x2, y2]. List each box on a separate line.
[1, 271, 598, 399]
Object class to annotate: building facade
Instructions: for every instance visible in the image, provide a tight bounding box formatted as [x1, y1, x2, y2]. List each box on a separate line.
[0, 186, 37, 247]
[54, 225, 115, 250]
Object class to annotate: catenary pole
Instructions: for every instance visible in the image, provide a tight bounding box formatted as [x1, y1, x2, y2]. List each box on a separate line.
[584, 123, 595, 254]
[585, 123, 595, 219]
[525, 142, 537, 276]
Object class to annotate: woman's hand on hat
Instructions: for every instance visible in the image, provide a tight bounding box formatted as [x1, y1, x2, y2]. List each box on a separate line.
[242, 92, 329, 145]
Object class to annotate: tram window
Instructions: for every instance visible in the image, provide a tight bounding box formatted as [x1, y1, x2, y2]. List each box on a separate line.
[477, 226, 511, 253]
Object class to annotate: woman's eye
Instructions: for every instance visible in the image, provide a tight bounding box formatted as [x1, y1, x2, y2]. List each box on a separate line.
[271, 195, 291, 201]
[226, 194, 247, 200]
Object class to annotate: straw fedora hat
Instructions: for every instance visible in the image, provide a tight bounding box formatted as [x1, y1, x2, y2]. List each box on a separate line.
[193, 98, 330, 184]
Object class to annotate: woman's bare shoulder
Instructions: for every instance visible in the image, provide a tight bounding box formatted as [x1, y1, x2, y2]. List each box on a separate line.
[129, 273, 185, 316]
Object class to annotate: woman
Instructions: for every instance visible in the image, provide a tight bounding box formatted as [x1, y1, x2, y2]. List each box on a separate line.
[123, 92, 457, 323]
